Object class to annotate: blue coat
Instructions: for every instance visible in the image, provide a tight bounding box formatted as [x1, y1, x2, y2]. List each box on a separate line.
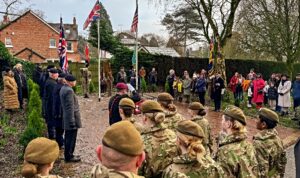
[293, 80, 300, 100]
[195, 78, 206, 93]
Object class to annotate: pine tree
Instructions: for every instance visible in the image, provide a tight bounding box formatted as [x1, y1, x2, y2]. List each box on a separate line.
[27, 85, 42, 117]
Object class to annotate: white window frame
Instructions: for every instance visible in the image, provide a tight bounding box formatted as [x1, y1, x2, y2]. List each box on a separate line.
[49, 39, 56, 48]
[67, 41, 74, 52]
[5, 37, 13, 47]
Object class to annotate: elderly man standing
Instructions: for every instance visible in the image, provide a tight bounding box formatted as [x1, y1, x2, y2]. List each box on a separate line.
[13, 63, 28, 109]
[60, 74, 82, 162]
[91, 121, 145, 177]
[44, 68, 58, 139]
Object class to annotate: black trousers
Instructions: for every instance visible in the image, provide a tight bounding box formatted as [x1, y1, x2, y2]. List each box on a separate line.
[56, 127, 64, 148]
[214, 98, 221, 111]
[64, 129, 78, 161]
[47, 123, 56, 140]
[198, 91, 206, 105]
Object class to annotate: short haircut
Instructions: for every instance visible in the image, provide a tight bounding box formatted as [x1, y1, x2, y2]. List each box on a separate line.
[101, 145, 136, 170]
[259, 115, 277, 129]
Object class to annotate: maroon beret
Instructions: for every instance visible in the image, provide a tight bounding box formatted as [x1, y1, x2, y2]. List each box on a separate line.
[116, 82, 128, 90]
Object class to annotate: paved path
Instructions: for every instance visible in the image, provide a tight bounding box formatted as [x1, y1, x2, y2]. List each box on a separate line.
[285, 145, 296, 178]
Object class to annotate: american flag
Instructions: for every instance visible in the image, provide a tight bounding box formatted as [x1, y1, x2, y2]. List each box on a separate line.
[58, 18, 68, 72]
[83, 0, 101, 30]
[131, 6, 138, 33]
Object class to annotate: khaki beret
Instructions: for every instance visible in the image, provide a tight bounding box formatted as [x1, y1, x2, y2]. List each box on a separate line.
[24, 137, 59, 164]
[223, 105, 247, 125]
[102, 121, 143, 156]
[188, 102, 205, 111]
[119, 98, 135, 108]
[259, 108, 279, 123]
[157, 93, 174, 102]
[177, 120, 205, 138]
[141, 100, 164, 113]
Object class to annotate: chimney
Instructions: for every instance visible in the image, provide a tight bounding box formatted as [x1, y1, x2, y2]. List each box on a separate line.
[73, 17, 76, 25]
[3, 15, 10, 24]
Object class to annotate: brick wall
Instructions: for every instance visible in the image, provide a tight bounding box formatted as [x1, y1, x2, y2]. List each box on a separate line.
[0, 11, 81, 63]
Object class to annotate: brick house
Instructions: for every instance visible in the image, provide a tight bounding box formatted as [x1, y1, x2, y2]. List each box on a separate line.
[0, 10, 81, 63]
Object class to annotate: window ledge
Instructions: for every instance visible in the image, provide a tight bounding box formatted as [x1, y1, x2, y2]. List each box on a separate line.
[49, 46, 56, 49]
[5, 45, 13, 48]
[67, 50, 74, 53]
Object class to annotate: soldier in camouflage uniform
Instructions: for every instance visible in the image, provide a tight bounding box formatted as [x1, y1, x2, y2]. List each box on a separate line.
[157, 93, 183, 131]
[253, 108, 287, 178]
[163, 120, 224, 178]
[187, 102, 213, 155]
[119, 98, 143, 132]
[91, 121, 145, 178]
[215, 105, 259, 177]
[80, 68, 92, 98]
[139, 100, 178, 178]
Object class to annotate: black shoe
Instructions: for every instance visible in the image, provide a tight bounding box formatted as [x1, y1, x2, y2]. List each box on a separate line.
[292, 118, 298, 121]
[65, 157, 81, 163]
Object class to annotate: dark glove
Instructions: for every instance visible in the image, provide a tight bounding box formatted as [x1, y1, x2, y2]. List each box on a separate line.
[258, 90, 263, 94]
[279, 93, 284, 96]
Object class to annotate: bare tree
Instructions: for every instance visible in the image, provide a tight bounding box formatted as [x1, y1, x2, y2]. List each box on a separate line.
[1, 0, 30, 14]
[237, 0, 300, 76]
[150, 0, 241, 78]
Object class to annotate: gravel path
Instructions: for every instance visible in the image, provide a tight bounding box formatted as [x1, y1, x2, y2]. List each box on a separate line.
[285, 145, 296, 178]
[55, 94, 300, 177]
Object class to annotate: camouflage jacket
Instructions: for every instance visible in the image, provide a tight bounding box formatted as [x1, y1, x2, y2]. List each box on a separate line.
[124, 117, 144, 133]
[191, 116, 213, 155]
[163, 108, 183, 131]
[91, 164, 144, 178]
[216, 132, 259, 178]
[162, 153, 224, 178]
[140, 124, 178, 178]
[253, 129, 287, 178]
[37, 175, 62, 178]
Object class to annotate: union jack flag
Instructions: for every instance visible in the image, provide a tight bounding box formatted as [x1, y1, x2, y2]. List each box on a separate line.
[83, 0, 101, 30]
[58, 18, 68, 72]
[131, 6, 138, 33]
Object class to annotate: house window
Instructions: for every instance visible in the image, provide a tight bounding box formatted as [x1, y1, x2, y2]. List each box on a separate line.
[5, 37, 13, 47]
[49, 39, 56, 48]
[67, 41, 73, 52]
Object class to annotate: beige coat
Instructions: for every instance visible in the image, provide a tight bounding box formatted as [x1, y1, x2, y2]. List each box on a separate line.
[278, 80, 291, 108]
[3, 72, 19, 109]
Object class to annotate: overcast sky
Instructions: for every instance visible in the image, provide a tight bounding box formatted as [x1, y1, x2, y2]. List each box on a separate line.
[1, 0, 169, 38]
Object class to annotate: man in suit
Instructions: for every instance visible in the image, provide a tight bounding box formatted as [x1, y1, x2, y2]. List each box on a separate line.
[212, 72, 225, 112]
[44, 68, 58, 139]
[60, 74, 82, 162]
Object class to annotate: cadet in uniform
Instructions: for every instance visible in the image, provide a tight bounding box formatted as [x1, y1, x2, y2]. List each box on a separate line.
[215, 105, 259, 177]
[91, 121, 145, 178]
[163, 120, 224, 178]
[139, 100, 178, 178]
[157, 92, 183, 131]
[21, 137, 62, 178]
[119, 98, 143, 132]
[253, 108, 287, 178]
[80, 68, 92, 98]
[187, 102, 213, 155]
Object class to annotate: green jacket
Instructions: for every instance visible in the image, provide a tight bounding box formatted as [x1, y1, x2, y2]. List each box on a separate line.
[163, 153, 224, 178]
[91, 164, 144, 178]
[191, 116, 213, 155]
[216, 132, 259, 178]
[140, 124, 178, 178]
[253, 129, 287, 178]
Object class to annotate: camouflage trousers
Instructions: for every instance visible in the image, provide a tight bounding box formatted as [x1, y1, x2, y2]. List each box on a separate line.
[82, 80, 90, 96]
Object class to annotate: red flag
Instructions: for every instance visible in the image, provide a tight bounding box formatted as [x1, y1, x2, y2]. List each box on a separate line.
[85, 44, 90, 67]
[83, 0, 101, 30]
[131, 6, 138, 32]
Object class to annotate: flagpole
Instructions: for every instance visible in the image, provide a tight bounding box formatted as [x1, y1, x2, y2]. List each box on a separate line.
[98, 18, 101, 102]
[135, 0, 139, 91]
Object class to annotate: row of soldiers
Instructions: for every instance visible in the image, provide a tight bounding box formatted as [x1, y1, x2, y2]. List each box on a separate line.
[94, 92, 287, 177]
